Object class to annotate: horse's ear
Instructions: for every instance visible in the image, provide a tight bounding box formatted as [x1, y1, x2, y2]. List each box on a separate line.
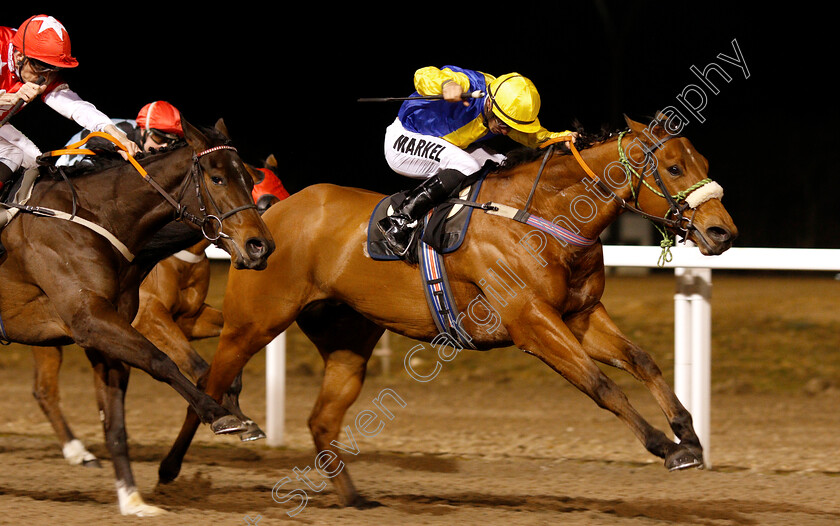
[265, 154, 278, 170]
[624, 113, 669, 146]
[215, 118, 231, 139]
[245, 163, 265, 184]
[181, 115, 211, 151]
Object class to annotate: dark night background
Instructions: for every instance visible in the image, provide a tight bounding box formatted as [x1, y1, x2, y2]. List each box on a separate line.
[6, 4, 838, 249]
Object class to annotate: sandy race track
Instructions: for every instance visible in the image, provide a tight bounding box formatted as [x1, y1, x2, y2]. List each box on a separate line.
[1, 269, 838, 525]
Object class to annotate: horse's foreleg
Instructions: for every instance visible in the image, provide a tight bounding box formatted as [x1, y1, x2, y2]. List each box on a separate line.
[567, 303, 703, 467]
[63, 293, 242, 434]
[175, 303, 224, 340]
[85, 349, 166, 517]
[508, 302, 691, 468]
[31, 345, 100, 467]
[159, 323, 275, 484]
[133, 301, 211, 383]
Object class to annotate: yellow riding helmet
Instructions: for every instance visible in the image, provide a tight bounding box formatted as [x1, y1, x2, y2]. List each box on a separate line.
[488, 73, 541, 133]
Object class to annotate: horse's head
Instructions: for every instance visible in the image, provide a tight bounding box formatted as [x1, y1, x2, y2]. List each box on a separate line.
[181, 117, 275, 269]
[622, 115, 737, 255]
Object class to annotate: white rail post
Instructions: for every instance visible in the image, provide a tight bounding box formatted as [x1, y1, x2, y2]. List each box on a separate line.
[265, 333, 286, 446]
[373, 331, 392, 376]
[673, 266, 712, 468]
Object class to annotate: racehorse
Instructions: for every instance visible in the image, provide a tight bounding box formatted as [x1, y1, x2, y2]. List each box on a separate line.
[28, 155, 291, 469]
[158, 114, 737, 508]
[0, 117, 274, 516]
[30, 239, 225, 468]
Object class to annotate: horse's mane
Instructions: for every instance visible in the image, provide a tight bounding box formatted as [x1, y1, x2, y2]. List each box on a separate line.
[51, 139, 187, 179]
[50, 123, 232, 179]
[500, 121, 622, 171]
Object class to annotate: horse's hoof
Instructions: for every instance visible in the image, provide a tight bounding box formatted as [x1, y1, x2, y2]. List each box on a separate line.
[665, 446, 704, 471]
[82, 458, 102, 468]
[63, 439, 100, 467]
[210, 415, 247, 435]
[118, 488, 167, 517]
[239, 421, 267, 442]
[157, 462, 180, 485]
[351, 496, 382, 510]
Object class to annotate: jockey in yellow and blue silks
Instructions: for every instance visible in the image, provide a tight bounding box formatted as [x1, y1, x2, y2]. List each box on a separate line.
[378, 65, 576, 256]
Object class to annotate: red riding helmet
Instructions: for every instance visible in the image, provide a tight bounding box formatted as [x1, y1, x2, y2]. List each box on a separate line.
[12, 14, 78, 69]
[136, 101, 183, 137]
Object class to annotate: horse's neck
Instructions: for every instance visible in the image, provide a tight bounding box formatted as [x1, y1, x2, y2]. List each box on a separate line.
[512, 140, 630, 242]
[93, 147, 195, 253]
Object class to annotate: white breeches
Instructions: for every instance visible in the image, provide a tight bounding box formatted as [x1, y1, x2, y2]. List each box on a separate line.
[383, 118, 504, 179]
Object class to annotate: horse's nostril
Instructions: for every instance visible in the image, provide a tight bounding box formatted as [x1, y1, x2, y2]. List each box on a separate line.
[246, 238, 267, 259]
[706, 226, 732, 244]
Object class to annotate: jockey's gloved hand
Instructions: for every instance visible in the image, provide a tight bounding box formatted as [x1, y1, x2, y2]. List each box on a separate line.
[104, 124, 141, 158]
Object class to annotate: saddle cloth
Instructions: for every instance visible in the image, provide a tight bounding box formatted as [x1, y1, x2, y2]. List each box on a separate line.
[366, 176, 488, 351]
[366, 175, 486, 262]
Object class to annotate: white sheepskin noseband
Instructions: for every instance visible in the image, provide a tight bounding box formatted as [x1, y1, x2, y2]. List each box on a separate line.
[685, 181, 724, 208]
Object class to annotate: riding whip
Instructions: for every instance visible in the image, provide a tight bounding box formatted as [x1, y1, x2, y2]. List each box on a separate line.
[0, 75, 46, 128]
[357, 90, 485, 102]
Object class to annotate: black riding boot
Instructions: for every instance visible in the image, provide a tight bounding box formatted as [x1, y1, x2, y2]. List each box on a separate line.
[0, 163, 16, 260]
[0, 163, 15, 196]
[377, 169, 465, 256]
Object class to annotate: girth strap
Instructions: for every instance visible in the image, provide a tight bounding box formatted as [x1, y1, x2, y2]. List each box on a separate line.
[445, 198, 598, 248]
[11, 203, 134, 261]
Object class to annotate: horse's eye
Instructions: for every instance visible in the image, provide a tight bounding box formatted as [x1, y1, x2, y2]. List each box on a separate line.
[667, 165, 682, 176]
[210, 176, 225, 185]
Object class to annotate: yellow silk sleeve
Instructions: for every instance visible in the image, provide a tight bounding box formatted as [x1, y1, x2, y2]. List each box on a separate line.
[509, 128, 575, 149]
[413, 66, 472, 96]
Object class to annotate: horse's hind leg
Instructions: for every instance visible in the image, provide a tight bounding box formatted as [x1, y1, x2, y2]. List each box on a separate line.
[567, 303, 703, 469]
[296, 301, 384, 508]
[85, 349, 166, 516]
[510, 301, 692, 468]
[31, 345, 101, 467]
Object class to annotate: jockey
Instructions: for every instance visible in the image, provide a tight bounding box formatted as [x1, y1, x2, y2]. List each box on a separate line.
[378, 65, 576, 256]
[56, 100, 184, 167]
[0, 14, 140, 191]
[135, 100, 183, 151]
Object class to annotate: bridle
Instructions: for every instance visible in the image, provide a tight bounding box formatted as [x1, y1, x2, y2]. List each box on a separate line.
[169, 144, 257, 242]
[39, 132, 257, 245]
[543, 132, 709, 235]
[530, 129, 718, 264]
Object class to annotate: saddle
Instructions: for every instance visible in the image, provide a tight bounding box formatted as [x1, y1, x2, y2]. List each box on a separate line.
[366, 175, 487, 263]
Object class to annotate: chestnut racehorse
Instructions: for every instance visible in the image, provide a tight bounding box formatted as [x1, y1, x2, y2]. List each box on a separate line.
[0, 117, 273, 516]
[159, 115, 737, 507]
[28, 155, 290, 469]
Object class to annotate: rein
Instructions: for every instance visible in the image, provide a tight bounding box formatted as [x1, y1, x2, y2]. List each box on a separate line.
[30, 132, 256, 259]
[450, 130, 719, 266]
[538, 131, 717, 265]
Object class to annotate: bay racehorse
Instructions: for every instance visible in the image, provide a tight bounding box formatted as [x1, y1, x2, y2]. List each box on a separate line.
[159, 114, 737, 508]
[0, 117, 274, 516]
[29, 239, 228, 469]
[28, 155, 290, 469]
